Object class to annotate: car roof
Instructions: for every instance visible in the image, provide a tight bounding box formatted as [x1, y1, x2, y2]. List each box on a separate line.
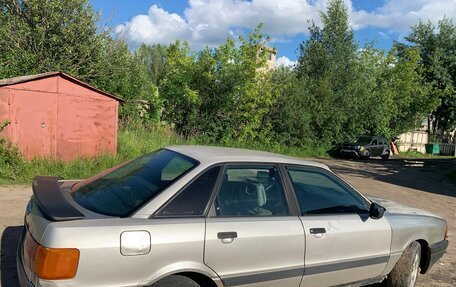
[166, 145, 330, 170]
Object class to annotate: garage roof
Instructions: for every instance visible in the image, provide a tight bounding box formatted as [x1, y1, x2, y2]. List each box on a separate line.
[0, 71, 124, 102]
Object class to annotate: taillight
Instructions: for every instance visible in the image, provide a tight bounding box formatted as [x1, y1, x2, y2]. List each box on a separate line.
[23, 233, 79, 280]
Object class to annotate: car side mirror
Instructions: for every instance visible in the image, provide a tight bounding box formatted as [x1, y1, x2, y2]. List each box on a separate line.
[369, 202, 386, 219]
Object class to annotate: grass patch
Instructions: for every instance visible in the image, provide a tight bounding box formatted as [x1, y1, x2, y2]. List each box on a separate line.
[397, 150, 455, 159]
[0, 125, 330, 185]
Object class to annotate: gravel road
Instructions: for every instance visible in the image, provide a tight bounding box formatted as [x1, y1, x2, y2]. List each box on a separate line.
[0, 157, 454, 286]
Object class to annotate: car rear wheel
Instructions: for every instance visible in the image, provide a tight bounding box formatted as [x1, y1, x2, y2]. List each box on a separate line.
[151, 275, 200, 287]
[387, 241, 421, 287]
[381, 151, 390, 160]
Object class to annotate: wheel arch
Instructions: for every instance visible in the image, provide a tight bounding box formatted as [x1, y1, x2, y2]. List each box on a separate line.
[416, 239, 432, 274]
[394, 238, 430, 275]
[141, 264, 223, 287]
[175, 272, 219, 287]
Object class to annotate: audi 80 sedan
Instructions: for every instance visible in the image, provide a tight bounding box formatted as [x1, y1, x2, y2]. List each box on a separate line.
[17, 146, 448, 287]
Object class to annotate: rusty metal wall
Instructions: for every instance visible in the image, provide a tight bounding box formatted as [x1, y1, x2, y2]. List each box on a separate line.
[0, 76, 118, 161]
[10, 89, 57, 159]
[0, 88, 10, 138]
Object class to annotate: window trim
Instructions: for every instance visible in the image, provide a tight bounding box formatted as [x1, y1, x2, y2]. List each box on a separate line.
[283, 165, 371, 216]
[207, 162, 299, 218]
[152, 164, 224, 218]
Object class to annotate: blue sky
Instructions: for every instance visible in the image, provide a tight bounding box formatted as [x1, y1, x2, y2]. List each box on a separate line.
[90, 0, 455, 66]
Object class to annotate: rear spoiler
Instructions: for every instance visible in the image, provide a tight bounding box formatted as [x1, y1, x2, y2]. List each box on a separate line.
[32, 176, 85, 221]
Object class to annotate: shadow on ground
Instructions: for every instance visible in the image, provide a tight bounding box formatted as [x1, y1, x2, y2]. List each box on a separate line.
[1, 226, 23, 287]
[327, 157, 456, 197]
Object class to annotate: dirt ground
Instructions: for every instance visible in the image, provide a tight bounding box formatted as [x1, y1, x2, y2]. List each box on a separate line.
[0, 157, 454, 287]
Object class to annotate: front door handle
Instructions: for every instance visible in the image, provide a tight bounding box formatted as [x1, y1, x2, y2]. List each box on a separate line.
[217, 232, 237, 244]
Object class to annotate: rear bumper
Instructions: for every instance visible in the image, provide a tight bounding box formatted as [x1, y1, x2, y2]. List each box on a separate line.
[17, 232, 35, 287]
[422, 239, 449, 274]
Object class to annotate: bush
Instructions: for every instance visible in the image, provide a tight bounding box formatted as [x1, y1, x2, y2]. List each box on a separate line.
[0, 120, 25, 180]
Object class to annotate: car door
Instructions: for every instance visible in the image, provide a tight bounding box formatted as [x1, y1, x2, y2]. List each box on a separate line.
[205, 164, 305, 287]
[370, 137, 380, 156]
[283, 166, 391, 287]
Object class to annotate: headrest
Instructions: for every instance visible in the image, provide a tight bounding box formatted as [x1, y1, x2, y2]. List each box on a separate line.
[246, 182, 266, 207]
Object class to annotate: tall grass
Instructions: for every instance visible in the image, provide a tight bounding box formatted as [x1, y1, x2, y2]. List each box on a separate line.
[0, 124, 329, 185]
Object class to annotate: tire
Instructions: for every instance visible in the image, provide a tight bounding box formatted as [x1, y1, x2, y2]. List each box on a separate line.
[151, 275, 200, 287]
[387, 241, 421, 287]
[381, 151, 390, 160]
[362, 149, 371, 160]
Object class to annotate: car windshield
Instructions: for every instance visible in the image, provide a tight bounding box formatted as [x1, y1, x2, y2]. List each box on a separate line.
[70, 149, 198, 217]
[354, 136, 372, 144]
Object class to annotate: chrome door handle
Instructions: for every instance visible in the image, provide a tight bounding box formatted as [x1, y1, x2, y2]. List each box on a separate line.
[217, 232, 237, 244]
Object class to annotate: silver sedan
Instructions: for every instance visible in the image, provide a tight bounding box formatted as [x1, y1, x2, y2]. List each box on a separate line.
[17, 146, 448, 287]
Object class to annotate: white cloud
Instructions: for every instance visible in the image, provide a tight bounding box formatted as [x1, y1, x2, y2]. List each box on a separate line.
[116, 0, 328, 48]
[351, 0, 456, 32]
[116, 0, 456, 49]
[276, 56, 297, 68]
[115, 5, 191, 46]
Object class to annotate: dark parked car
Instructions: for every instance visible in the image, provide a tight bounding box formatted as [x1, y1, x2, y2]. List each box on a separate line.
[340, 135, 390, 160]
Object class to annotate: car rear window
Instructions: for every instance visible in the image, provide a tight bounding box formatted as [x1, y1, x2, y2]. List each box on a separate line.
[70, 149, 198, 217]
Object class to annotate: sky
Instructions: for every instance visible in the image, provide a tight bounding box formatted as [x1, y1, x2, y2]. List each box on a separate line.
[90, 0, 456, 67]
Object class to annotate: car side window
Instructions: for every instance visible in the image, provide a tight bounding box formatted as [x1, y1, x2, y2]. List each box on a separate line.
[287, 167, 368, 215]
[157, 166, 221, 217]
[371, 139, 378, 145]
[214, 165, 289, 217]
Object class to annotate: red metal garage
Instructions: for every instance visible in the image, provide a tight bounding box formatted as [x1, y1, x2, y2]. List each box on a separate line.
[0, 72, 123, 161]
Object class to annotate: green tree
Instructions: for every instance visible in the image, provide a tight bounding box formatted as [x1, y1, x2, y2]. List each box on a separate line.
[296, 0, 364, 145]
[402, 18, 456, 139]
[93, 38, 162, 122]
[0, 0, 105, 80]
[268, 67, 313, 147]
[359, 46, 437, 139]
[0, 0, 162, 122]
[160, 25, 275, 142]
[136, 44, 167, 86]
[160, 41, 200, 135]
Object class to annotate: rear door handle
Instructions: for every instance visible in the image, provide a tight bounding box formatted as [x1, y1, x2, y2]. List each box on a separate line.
[217, 232, 237, 244]
[310, 228, 326, 234]
[217, 232, 238, 239]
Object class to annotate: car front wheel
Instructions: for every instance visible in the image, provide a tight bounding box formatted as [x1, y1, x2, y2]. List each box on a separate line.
[361, 149, 371, 160]
[387, 241, 421, 287]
